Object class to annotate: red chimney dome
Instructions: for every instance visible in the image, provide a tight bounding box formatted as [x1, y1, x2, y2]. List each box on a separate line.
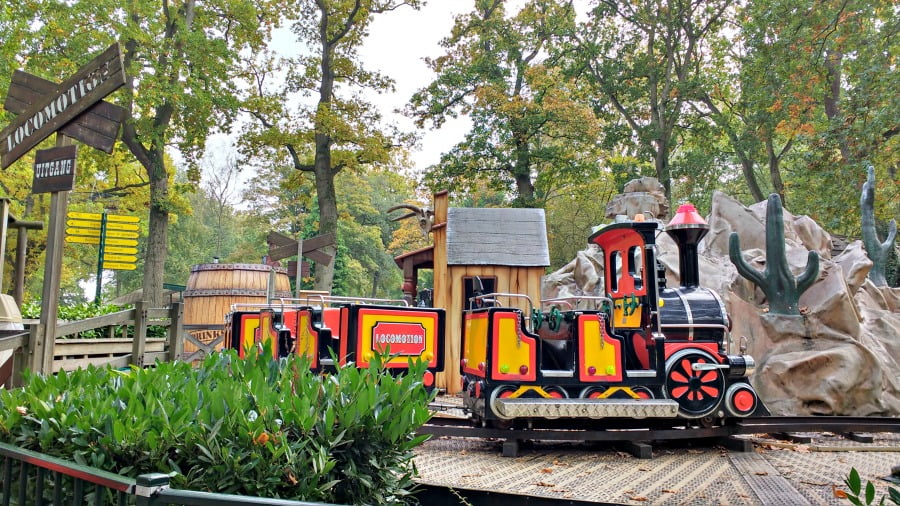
[667, 203, 707, 228]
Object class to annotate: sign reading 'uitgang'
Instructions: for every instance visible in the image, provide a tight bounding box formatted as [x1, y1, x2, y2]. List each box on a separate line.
[32, 145, 77, 193]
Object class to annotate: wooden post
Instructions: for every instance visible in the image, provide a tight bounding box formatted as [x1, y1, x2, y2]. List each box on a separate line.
[131, 301, 148, 367]
[0, 199, 8, 293]
[295, 235, 304, 298]
[166, 302, 184, 362]
[14, 224, 27, 306]
[27, 322, 52, 374]
[36, 134, 73, 375]
[11, 329, 27, 387]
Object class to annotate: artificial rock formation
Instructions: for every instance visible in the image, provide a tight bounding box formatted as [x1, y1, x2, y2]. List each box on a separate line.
[543, 182, 900, 416]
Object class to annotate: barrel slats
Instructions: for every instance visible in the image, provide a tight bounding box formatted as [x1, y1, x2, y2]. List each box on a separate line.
[183, 263, 290, 355]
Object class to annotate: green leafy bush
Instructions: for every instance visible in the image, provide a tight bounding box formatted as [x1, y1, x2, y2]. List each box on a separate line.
[0, 350, 434, 504]
[844, 467, 900, 506]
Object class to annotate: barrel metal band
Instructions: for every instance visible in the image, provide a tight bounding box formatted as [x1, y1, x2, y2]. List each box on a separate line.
[183, 289, 292, 297]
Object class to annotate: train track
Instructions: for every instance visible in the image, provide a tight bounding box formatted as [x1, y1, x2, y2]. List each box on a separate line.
[418, 415, 900, 443]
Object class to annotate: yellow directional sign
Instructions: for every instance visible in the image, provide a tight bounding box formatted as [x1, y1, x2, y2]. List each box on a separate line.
[107, 215, 140, 223]
[105, 238, 138, 247]
[67, 227, 101, 237]
[67, 236, 100, 245]
[66, 211, 140, 223]
[102, 262, 137, 271]
[105, 222, 139, 231]
[67, 211, 102, 221]
[67, 219, 102, 229]
[104, 246, 137, 255]
[103, 254, 137, 263]
[105, 229, 139, 239]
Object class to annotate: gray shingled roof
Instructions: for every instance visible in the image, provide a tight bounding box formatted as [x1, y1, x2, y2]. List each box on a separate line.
[446, 208, 549, 266]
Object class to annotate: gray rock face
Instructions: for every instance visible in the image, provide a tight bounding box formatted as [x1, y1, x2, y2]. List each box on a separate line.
[544, 182, 900, 416]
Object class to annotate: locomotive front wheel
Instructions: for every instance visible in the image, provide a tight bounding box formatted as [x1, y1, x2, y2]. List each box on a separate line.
[664, 350, 725, 419]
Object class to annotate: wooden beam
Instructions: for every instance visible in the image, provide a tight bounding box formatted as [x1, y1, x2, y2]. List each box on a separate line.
[5, 70, 126, 154]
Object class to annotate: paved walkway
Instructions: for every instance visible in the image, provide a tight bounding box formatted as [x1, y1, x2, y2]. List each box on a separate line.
[414, 432, 900, 505]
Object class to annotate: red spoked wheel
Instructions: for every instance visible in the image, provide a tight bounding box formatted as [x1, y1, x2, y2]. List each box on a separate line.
[664, 350, 724, 419]
[543, 386, 568, 399]
[632, 386, 655, 399]
[579, 386, 607, 399]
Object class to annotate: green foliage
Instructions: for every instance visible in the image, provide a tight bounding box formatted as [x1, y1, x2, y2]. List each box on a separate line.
[844, 467, 900, 506]
[0, 349, 433, 504]
[411, 0, 602, 207]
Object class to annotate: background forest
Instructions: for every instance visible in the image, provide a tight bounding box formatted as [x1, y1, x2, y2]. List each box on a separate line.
[0, 0, 897, 308]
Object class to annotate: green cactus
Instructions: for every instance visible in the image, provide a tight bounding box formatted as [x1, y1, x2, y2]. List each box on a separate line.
[729, 193, 820, 315]
[860, 165, 897, 287]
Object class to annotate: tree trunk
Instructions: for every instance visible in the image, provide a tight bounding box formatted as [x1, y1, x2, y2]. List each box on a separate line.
[512, 136, 535, 206]
[313, 133, 337, 292]
[141, 149, 169, 307]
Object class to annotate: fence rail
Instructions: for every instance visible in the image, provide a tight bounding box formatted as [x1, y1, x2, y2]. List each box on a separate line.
[0, 442, 333, 505]
[0, 301, 185, 387]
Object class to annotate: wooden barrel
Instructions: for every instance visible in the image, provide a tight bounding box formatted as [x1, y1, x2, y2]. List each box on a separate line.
[182, 263, 291, 354]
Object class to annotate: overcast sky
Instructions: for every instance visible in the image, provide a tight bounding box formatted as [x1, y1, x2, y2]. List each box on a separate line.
[356, 1, 475, 174]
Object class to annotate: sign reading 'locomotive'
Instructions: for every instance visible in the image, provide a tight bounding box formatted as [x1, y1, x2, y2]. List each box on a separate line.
[0, 43, 125, 169]
[372, 322, 426, 356]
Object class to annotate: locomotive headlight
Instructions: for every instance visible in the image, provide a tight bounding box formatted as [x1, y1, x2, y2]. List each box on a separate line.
[725, 354, 756, 378]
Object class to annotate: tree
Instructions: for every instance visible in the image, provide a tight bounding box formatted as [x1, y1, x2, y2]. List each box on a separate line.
[410, 0, 601, 207]
[572, 0, 733, 202]
[241, 0, 421, 293]
[3, 1, 275, 306]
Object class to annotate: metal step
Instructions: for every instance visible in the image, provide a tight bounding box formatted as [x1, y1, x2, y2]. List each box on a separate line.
[493, 398, 679, 419]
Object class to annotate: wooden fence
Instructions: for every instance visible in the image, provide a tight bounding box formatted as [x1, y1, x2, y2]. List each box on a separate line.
[0, 301, 188, 388]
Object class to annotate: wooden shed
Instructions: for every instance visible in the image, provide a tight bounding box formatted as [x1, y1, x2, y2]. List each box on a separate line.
[395, 191, 550, 393]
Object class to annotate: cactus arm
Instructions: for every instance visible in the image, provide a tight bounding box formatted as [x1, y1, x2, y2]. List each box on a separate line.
[729, 232, 767, 288]
[860, 165, 897, 287]
[796, 251, 820, 296]
[884, 220, 897, 251]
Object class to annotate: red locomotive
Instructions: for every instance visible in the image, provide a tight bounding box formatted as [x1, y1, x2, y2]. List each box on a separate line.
[460, 204, 762, 426]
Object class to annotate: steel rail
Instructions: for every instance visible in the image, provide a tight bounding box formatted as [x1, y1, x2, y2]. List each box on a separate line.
[418, 416, 900, 442]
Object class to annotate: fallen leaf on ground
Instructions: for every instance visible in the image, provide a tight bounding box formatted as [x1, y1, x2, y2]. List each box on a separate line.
[800, 480, 828, 486]
[662, 489, 678, 494]
[754, 471, 768, 476]
[832, 484, 848, 499]
[793, 445, 811, 453]
[638, 466, 650, 472]
[536, 481, 556, 487]
[540, 468, 553, 474]
[626, 495, 648, 502]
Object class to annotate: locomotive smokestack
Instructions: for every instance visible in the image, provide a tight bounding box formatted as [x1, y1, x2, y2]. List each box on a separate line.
[665, 203, 709, 287]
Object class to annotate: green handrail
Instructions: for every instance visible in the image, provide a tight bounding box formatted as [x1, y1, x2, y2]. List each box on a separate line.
[0, 442, 336, 506]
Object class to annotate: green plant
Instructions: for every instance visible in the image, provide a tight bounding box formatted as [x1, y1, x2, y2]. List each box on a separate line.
[844, 467, 900, 505]
[729, 193, 820, 315]
[0, 349, 434, 504]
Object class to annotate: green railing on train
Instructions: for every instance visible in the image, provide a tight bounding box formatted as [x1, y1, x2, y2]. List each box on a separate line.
[0, 442, 335, 506]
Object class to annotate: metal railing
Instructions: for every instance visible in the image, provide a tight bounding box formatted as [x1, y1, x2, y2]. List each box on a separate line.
[0, 442, 334, 506]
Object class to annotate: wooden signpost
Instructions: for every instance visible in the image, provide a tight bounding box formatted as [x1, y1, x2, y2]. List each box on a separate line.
[0, 43, 127, 375]
[266, 230, 335, 297]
